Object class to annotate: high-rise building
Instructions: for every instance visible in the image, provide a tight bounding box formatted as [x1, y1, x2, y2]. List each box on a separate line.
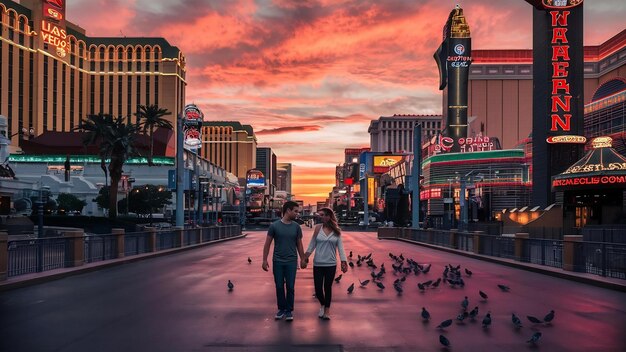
[256, 147, 276, 188]
[368, 115, 442, 153]
[199, 121, 257, 179]
[0, 0, 186, 154]
[276, 162, 292, 195]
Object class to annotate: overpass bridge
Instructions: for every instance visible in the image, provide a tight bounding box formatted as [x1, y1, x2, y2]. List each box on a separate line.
[1, 230, 625, 351]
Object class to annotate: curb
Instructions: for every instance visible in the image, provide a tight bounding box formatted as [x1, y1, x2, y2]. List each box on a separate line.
[381, 236, 626, 293]
[0, 234, 248, 292]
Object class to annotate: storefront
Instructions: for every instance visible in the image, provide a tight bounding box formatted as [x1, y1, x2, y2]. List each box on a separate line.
[552, 136, 626, 233]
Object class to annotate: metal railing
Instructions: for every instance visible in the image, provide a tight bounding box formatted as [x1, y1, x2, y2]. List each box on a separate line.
[84, 234, 118, 263]
[5, 225, 242, 280]
[384, 228, 625, 280]
[7, 237, 72, 277]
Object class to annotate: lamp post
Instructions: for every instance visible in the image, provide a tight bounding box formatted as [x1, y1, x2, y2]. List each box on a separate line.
[460, 170, 483, 232]
[175, 114, 184, 227]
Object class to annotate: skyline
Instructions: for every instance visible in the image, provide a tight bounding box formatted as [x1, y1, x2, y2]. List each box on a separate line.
[65, 0, 626, 205]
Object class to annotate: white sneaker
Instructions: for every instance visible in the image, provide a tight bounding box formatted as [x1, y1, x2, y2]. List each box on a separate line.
[318, 307, 325, 318]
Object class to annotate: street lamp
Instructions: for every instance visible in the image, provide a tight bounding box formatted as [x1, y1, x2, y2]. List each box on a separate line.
[459, 170, 483, 232]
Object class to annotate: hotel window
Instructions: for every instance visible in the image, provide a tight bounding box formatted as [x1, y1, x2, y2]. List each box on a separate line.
[136, 48, 142, 71]
[70, 40, 75, 66]
[90, 48, 96, 71]
[53, 60, 58, 130]
[109, 48, 114, 71]
[136, 76, 142, 112]
[118, 50, 123, 71]
[90, 75, 95, 114]
[127, 49, 133, 71]
[108, 76, 113, 114]
[127, 76, 132, 117]
[79, 45, 84, 69]
[118, 76, 122, 116]
[43, 56, 48, 130]
[79, 72, 84, 123]
[7, 45, 13, 137]
[29, 52, 33, 129]
[154, 47, 160, 71]
[155, 76, 159, 106]
[62, 65, 66, 130]
[146, 75, 150, 105]
[145, 47, 151, 72]
[8, 17, 14, 41]
[99, 47, 105, 71]
[70, 69, 75, 130]
[99, 76, 105, 113]
[19, 49, 24, 132]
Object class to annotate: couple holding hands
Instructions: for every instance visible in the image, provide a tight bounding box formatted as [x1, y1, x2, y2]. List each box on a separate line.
[262, 201, 347, 321]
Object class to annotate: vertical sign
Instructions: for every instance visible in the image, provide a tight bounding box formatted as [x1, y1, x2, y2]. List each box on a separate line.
[526, 0, 584, 207]
[434, 5, 472, 152]
[183, 104, 203, 151]
[41, 0, 68, 58]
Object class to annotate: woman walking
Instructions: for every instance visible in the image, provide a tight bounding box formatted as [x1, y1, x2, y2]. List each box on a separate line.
[304, 207, 348, 320]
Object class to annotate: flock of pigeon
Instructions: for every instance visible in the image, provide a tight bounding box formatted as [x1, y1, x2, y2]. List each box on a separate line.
[233, 252, 556, 348]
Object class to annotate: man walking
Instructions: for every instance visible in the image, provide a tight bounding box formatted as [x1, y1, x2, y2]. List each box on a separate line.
[262, 201, 307, 321]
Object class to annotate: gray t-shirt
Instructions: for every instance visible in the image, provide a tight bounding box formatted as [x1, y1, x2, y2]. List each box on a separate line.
[268, 220, 303, 263]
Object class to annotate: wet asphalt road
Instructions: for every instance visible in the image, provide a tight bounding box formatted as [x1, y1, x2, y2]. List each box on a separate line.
[1, 230, 625, 352]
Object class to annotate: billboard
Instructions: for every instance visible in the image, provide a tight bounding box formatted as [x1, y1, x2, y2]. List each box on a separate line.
[372, 155, 404, 174]
[41, 0, 68, 58]
[183, 104, 203, 151]
[246, 169, 265, 188]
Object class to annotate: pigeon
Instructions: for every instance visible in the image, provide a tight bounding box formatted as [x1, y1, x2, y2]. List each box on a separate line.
[439, 334, 451, 347]
[347, 283, 355, 294]
[349, 261, 354, 268]
[423, 280, 433, 287]
[393, 283, 403, 294]
[359, 279, 370, 287]
[400, 276, 406, 282]
[479, 290, 488, 300]
[456, 312, 467, 323]
[417, 283, 425, 291]
[527, 332, 542, 344]
[527, 315, 543, 324]
[247, 257, 252, 264]
[461, 296, 469, 310]
[469, 306, 479, 320]
[482, 312, 492, 328]
[227, 280, 234, 291]
[544, 310, 555, 324]
[334, 274, 343, 283]
[421, 307, 430, 320]
[376, 282, 385, 290]
[497, 284, 510, 291]
[512, 313, 523, 328]
[432, 278, 442, 288]
[465, 268, 473, 277]
[422, 264, 431, 273]
[437, 319, 453, 329]
[349, 251, 353, 258]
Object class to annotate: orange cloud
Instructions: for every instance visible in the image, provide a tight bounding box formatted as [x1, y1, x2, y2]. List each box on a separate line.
[256, 125, 322, 135]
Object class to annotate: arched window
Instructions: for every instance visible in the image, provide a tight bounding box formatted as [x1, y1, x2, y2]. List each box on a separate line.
[145, 47, 151, 71]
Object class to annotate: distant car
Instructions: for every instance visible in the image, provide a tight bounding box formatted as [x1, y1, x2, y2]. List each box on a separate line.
[154, 222, 172, 230]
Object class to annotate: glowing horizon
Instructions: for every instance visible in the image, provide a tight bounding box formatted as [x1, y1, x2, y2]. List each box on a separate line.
[66, 0, 625, 205]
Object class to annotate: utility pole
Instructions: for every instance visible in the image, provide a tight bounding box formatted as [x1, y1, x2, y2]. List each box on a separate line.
[411, 123, 422, 229]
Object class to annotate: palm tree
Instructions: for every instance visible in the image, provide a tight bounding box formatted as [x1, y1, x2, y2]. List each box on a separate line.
[135, 105, 173, 166]
[79, 114, 139, 218]
[76, 113, 112, 186]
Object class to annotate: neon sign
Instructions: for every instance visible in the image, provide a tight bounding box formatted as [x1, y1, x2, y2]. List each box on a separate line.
[549, 9, 573, 132]
[431, 133, 498, 154]
[546, 135, 586, 144]
[41, 0, 68, 58]
[542, 0, 583, 9]
[591, 136, 612, 149]
[553, 175, 626, 187]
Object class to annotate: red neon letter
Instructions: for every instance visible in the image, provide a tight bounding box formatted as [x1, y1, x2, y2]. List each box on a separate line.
[550, 11, 570, 27]
[552, 46, 570, 61]
[552, 62, 569, 77]
[552, 27, 568, 44]
[551, 114, 571, 131]
[551, 95, 571, 112]
[552, 79, 570, 94]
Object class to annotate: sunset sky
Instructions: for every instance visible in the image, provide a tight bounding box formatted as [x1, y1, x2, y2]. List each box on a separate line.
[66, 0, 625, 205]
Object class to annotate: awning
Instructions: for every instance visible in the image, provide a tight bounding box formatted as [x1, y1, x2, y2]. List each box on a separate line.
[552, 136, 626, 191]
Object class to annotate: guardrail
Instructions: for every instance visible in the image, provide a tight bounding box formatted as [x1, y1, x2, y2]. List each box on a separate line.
[379, 228, 625, 280]
[0, 225, 242, 280]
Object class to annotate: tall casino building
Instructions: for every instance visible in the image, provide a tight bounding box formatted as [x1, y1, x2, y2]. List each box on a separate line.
[0, 0, 186, 155]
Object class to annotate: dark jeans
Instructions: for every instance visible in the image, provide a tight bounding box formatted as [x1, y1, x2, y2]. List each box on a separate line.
[313, 266, 337, 308]
[273, 261, 297, 312]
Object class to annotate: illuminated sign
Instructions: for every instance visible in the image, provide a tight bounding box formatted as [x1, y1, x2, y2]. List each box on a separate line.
[549, 9, 573, 133]
[546, 135, 586, 144]
[552, 175, 626, 188]
[542, 0, 583, 9]
[246, 169, 265, 188]
[183, 104, 203, 150]
[41, 0, 67, 58]
[562, 162, 626, 174]
[373, 155, 404, 173]
[584, 91, 626, 114]
[431, 133, 498, 154]
[591, 136, 612, 149]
